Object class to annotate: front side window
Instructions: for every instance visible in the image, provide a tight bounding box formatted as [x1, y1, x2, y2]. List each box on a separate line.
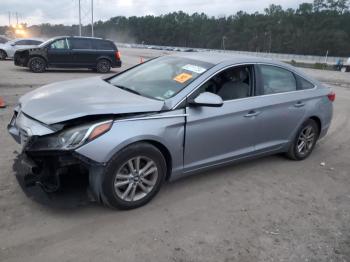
[259, 65, 297, 95]
[50, 39, 68, 49]
[108, 56, 213, 100]
[194, 65, 253, 101]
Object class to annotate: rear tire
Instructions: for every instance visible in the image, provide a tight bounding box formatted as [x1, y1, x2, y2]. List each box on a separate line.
[96, 59, 111, 73]
[28, 57, 46, 73]
[286, 119, 319, 161]
[0, 50, 7, 60]
[90, 143, 167, 209]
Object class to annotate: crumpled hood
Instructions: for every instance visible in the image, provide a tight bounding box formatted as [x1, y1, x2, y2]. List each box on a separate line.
[16, 47, 40, 52]
[19, 76, 165, 125]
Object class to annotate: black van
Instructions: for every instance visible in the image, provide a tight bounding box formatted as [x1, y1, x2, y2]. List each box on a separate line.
[14, 36, 122, 73]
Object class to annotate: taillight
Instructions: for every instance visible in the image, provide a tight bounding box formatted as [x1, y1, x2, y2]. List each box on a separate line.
[115, 51, 121, 60]
[327, 91, 336, 102]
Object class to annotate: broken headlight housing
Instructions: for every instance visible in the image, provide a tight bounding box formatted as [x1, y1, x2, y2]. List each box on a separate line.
[28, 120, 113, 151]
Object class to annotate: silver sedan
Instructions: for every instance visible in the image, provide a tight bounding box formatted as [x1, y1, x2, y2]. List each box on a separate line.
[8, 52, 334, 209]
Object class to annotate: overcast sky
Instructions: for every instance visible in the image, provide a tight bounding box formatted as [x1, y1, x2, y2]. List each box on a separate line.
[0, 0, 313, 26]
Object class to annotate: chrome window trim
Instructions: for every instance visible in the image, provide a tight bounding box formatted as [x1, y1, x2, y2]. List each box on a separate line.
[114, 114, 189, 123]
[173, 62, 317, 110]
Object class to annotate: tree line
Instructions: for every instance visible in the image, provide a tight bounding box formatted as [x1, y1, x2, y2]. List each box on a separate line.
[1, 0, 350, 56]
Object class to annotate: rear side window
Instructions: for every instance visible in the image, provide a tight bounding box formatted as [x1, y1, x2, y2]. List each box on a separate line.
[14, 40, 28, 45]
[94, 40, 115, 50]
[296, 75, 314, 90]
[71, 39, 92, 49]
[28, 40, 42, 45]
[259, 65, 297, 95]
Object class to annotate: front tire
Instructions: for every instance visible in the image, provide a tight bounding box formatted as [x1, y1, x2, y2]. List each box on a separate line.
[92, 143, 167, 209]
[28, 57, 46, 73]
[96, 59, 111, 73]
[286, 119, 319, 160]
[0, 50, 7, 60]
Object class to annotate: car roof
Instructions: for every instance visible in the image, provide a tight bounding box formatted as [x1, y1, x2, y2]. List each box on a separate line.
[172, 51, 288, 67]
[48, 36, 113, 42]
[171, 51, 317, 84]
[13, 38, 43, 41]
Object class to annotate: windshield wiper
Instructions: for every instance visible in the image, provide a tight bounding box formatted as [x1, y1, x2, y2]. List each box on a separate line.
[113, 85, 142, 96]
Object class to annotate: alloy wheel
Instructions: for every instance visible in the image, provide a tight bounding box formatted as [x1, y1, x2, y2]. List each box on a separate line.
[31, 59, 44, 72]
[296, 125, 316, 156]
[114, 156, 158, 202]
[97, 60, 110, 73]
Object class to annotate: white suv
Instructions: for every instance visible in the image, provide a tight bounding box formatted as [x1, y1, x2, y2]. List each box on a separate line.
[0, 38, 43, 60]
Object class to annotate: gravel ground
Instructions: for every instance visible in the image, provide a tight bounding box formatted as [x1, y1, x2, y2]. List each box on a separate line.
[0, 48, 349, 262]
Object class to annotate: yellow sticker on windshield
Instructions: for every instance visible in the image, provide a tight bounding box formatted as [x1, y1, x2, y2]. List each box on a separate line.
[173, 73, 192, 84]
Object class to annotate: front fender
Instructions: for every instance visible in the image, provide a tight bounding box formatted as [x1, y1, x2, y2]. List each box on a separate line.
[75, 110, 186, 176]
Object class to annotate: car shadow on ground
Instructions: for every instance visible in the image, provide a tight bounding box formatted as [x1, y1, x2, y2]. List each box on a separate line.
[12, 152, 288, 212]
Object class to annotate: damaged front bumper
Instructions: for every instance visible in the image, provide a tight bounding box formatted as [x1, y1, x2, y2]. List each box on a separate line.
[8, 109, 104, 193]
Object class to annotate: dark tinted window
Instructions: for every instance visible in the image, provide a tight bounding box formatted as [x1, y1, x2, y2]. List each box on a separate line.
[28, 40, 42, 45]
[14, 40, 28, 45]
[260, 65, 297, 95]
[71, 38, 92, 49]
[296, 75, 314, 90]
[94, 40, 115, 50]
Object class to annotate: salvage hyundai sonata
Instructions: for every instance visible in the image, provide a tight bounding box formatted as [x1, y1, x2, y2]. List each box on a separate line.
[8, 53, 334, 209]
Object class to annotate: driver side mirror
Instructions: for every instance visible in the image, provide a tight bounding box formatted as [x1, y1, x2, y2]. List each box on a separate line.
[189, 92, 223, 107]
[10, 43, 16, 46]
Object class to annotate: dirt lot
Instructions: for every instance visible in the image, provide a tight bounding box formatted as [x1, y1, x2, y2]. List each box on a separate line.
[0, 48, 349, 262]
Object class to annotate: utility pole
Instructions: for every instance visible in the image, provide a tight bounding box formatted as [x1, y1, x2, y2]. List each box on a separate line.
[8, 12, 11, 26]
[16, 12, 18, 25]
[222, 36, 227, 50]
[91, 0, 94, 37]
[78, 0, 82, 36]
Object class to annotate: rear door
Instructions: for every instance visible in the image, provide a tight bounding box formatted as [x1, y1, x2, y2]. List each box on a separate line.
[251, 64, 308, 152]
[70, 38, 95, 67]
[47, 38, 73, 66]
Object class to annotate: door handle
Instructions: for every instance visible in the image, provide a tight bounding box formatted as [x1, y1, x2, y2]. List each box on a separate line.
[244, 110, 261, 118]
[294, 101, 305, 108]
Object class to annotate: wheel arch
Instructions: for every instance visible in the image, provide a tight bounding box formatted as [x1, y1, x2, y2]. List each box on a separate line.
[309, 116, 322, 136]
[142, 140, 173, 181]
[115, 139, 173, 181]
[0, 49, 8, 56]
[96, 56, 113, 64]
[28, 55, 48, 65]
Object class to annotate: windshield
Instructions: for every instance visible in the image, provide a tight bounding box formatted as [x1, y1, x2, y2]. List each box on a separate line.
[108, 56, 213, 100]
[38, 38, 56, 47]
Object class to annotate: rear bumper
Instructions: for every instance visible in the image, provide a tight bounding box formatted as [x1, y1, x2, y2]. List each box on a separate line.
[112, 60, 122, 68]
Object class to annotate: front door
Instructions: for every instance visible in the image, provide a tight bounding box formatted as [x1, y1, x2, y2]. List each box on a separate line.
[47, 38, 73, 66]
[184, 65, 258, 172]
